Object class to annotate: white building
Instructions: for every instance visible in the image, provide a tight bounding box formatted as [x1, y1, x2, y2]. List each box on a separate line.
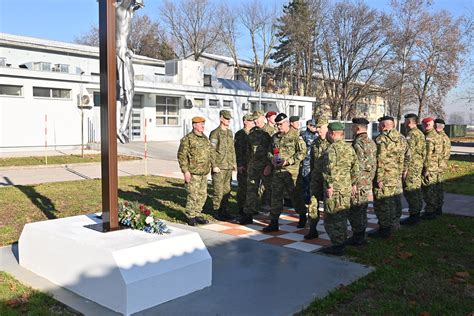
[0, 33, 317, 153]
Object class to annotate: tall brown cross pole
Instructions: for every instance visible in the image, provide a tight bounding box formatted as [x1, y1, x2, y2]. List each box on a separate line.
[96, 0, 119, 231]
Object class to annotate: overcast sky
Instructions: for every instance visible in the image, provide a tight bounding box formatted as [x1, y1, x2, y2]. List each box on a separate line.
[1, 0, 472, 119]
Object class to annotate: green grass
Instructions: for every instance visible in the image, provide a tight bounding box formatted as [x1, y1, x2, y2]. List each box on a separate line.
[0, 154, 138, 167]
[0, 271, 78, 315]
[300, 215, 474, 315]
[445, 155, 474, 195]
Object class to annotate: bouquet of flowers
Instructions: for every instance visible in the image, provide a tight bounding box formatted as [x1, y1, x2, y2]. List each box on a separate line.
[118, 200, 170, 235]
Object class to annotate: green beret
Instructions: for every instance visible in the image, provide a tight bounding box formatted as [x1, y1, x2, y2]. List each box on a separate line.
[328, 121, 345, 131]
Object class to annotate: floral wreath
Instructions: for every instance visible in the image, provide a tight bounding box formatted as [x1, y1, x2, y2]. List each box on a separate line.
[118, 200, 170, 234]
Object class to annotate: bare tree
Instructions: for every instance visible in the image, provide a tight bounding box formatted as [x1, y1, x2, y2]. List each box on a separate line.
[449, 112, 466, 124]
[409, 10, 465, 117]
[240, 0, 279, 92]
[385, 0, 430, 121]
[74, 15, 174, 60]
[160, 0, 220, 60]
[314, 0, 390, 119]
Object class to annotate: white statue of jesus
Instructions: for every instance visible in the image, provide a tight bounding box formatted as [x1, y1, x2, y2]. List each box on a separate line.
[115, 0, 144, 144]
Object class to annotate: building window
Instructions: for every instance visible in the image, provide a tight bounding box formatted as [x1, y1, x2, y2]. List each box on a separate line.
[289, 105, 295, 116]
[0, 58, 6, 67]
[33, 62, 51, 72]
[93, 91, 100, 106]
[156, 96, 179, 126]
[0, 85, 22, 96]
[204, 75, 212, 87]
[251, 102, 258, 112]
[194, 98, 204, 107]
[223, 100, 232, 108]
[209, 99, 219, 107]
[133, 94, 143, 108]
[53, 64, 69, 73]
[33, 87, 71, 99]
[298, 106, 304, 118]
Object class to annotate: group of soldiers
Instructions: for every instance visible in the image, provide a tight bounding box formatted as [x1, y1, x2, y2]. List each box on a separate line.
[177, 109, 451, 255]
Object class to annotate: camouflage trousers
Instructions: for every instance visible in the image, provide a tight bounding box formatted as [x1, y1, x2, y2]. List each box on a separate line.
[349, 187, 370, 234]
[308, 178, 324, 222]
[185, 174, 208, 217]
[212, 169, 233, 211]
[243, 164, 272, 215]
[435, 182, 444, 213]
[373, 186, 402, 228]
[298, 171, 311, 205]
[422, 173, 440, 214]
[236, 169, 248, 211]
[403, 169, 423, 215]
[270, 169, 306, 220]
[324, 192, 350, 246]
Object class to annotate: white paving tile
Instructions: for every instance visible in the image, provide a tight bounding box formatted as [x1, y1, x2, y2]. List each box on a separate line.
[202, 224, 231, 232]
[284, 242, 322, 252]
[278, 233, 305, 241]
[241, 232, 273, 241]
[318, 233, 331, 240]
[279, 225, 300, 232]
[367, 213, 377, 219]
[279, 219, 294, 225]
[368, 218, 379, 224]
[245, 224, 264, 231]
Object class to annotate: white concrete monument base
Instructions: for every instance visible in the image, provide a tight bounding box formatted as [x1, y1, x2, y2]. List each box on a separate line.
[19, 214, 212, 315]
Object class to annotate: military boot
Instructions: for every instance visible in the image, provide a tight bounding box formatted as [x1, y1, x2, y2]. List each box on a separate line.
[400, 214, 420, 225]
[296, 213, 307, 229]
[304, 220, 318, 240]
[345, 230, 366, 246]
[368, 226, 391, 239]
[320, 244, 345, 256]
[421, 211, 436, 220]
[262, 219, 279, 232]
[435, 208, 443, 216]
[215, 208, 233, 221]
[237, 214, 253, 225]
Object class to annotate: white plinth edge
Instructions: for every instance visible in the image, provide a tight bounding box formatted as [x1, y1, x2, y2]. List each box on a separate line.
[19, 214, 212, 315]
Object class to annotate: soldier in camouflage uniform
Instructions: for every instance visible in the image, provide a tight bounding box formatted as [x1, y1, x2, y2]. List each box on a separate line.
[209, 110, 237, 221]
[370, 116, 409, 238]
[400, 113, 426, 225]
[238, 111, 273, 225]
[263, 111, 277, 136]
[421, 117, 443, 219]
[346, 118, 376, 246]
[263, 113, 307, 232]
[234, 114, 255, 215]
[305, 117, 330, 240]
[321, 122, 359, 255]
[289, 116, 300, 131]
[434, 118, 451, 215]
[177, 116, 213, 226]
[299, 119, 318, 206]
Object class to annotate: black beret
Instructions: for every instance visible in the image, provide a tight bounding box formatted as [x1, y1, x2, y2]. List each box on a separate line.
[434, 118, 445, 124]
[352, 117, 369, 125]
[404, 113, 418, 120]
[289, 116, 300, 122]
[378, 115, 394, 122]
[275, 113, 288, 123]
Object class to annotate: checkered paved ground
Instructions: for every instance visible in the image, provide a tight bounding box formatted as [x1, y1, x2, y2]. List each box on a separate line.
[201, 204, 410, 253]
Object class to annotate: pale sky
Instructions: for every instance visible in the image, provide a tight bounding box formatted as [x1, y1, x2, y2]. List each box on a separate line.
[1, 0, 472, 119]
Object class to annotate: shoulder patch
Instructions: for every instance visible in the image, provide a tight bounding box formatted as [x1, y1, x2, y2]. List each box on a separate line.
[210, 139, 218, 147]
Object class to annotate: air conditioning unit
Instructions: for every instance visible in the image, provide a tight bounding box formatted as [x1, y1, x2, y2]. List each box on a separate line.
[242, 102, 251, 110]
[77, 93, 93, 109]
[184, 98, 193, 109]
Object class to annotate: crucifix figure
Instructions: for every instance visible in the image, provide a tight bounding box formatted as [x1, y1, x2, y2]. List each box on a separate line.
[116, 0, 144, 144]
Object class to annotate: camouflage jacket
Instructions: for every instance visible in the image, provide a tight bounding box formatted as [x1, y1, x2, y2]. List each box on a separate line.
[234, 128, 251, 168]
[424, 129, 443, 176]
[438, 130, 451, 171]
[268, 128, 306, 174]
[323, 139, 359, 195]
[405, 127, 425, 174]
[375, 129, 408, 187]
[311, 136, 330, 177]
[177, 130, 213, 175]
[263, 123, 277, 136]
[209, 126, 236, 170]
[352, 132, 376, 189]
[247, 126, 272, 168]
[300, 129, 317, 177]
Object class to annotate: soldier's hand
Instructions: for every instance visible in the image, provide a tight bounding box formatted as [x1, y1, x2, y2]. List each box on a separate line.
[326, 187, 334, 199]
[263, 165, 272, 176]
[282, 160, 289, 167]
[212, 167, 221, 173]
[237, 166, 245, 174]
[184, 171, 191, 184]
[378, 181, 384, 189]
[351, 185, 357, 196]
[402, 171, 408, 181]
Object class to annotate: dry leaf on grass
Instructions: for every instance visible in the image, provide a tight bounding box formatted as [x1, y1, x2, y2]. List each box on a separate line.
[9, 281, 17, 292]
[398, 252, 414, 260]
[447, 224, 457, 228]
[419, 312, 431, 316]
[452, 271, 470, 283]
[5, 294, 29, 307]
[409, 300, 417, 306]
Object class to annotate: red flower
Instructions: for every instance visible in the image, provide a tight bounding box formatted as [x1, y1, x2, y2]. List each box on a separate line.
[145, 209, 151, 216]
[139, 204, 145, 212]
[124, 201, 129, 206]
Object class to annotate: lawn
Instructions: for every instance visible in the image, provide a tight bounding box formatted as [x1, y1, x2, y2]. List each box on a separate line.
[0, 171, 473, 314]
[0, 154, 138, 167]
[444, 154, 474, 195]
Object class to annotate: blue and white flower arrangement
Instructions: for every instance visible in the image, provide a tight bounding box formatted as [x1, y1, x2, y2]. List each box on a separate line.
[118, 200, 170, 234]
